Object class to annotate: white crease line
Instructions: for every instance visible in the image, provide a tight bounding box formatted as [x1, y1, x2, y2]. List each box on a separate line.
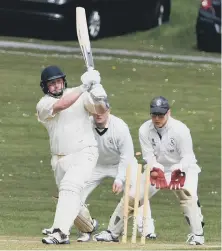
[0, 239, 220, 248]
[0, 240, 39, 243]
[0, 49, 216, 68]
[0, 40, 220, 63]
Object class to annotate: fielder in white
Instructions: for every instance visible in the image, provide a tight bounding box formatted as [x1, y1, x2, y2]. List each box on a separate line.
[95, 96, 204, 245]
[76, 110, 156, 242]
[42, 109, 156, 241]
[36, 65, 108, 244]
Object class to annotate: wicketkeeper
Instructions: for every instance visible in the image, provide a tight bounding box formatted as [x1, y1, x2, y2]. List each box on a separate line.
[94, 96, 204, 245]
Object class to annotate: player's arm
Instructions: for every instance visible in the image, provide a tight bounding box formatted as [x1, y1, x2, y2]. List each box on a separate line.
[37, 71, 101, 121]
[112, 124, 134, 194]
[139, 126, 164, 171]
[168, 126, 196, 189]
[37, 93, 83, 122]
[84, 84, 109, 115]
[52, 88, 83, 115]
[116, 124, 135, 183]
[171, 127, 197, 172]
[53, 70, 101, 115]
[139, 125, 167, 189]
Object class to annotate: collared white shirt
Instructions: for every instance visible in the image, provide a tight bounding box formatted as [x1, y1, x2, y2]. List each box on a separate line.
[139, 117, 201, 173]
[91, 114, 136, 181]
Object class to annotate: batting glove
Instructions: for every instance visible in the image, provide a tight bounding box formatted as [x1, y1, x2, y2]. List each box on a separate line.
[80, 70, 101, 92]
[150, 167, 167, 189]
[90, 83, 107, 99]
[168, 169, 186, 190]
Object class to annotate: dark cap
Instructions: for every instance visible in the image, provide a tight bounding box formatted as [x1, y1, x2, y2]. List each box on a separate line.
[150, 96, 170, 114]
[41, 65, 66, 83]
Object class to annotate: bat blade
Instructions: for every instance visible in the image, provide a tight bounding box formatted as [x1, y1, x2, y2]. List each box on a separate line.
[76, 7, 94, 70]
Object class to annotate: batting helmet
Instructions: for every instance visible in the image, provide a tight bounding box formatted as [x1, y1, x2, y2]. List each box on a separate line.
[40, 65, 67, 95]
[150, 96, 170, 114]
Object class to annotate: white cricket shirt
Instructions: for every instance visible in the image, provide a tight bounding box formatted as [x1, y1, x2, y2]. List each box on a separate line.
[91, 114, 135, 181]
[139, 116, 201, 173]
[36, 88, 97, 155]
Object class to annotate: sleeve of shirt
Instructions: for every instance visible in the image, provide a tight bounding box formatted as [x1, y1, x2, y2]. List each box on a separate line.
[139, 124, 164, 171]
[36, 97, 58, 123]
[176, 126, 197, 171]
[115, 123, 135, 182]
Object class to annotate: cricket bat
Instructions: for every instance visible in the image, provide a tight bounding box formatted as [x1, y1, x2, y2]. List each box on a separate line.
[76, 7, 94, 70]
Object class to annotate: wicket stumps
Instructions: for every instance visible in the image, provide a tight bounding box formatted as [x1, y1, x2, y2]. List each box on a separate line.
[122, 164, 150, 244]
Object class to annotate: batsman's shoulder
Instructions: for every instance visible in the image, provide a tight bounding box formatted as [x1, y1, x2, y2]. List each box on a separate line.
[36, 95, 54, 110]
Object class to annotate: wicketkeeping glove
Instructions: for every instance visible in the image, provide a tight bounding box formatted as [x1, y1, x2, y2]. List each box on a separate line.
[150, 167, 167, 189]
[168, 169, 186, 190]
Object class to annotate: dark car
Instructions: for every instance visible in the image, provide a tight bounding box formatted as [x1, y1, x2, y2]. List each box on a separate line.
[0, 0, 171, 40]
[196, 0, 221, 52]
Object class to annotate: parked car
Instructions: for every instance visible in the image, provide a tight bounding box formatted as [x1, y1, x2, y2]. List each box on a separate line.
[196, 0, 221, 52]
[0, 0, 171, 40]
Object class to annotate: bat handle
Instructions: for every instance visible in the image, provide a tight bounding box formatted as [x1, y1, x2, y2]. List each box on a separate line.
[87, 66, 96, 86]
[87, 66, 94, 72]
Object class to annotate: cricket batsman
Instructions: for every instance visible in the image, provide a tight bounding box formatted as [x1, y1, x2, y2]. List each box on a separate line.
[37, 65, 108, 244]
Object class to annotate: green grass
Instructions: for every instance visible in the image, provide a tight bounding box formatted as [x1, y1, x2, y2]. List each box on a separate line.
[0, 237, 220, 250]
[0, 0, 220, 57]
[0, 51, 220, 249]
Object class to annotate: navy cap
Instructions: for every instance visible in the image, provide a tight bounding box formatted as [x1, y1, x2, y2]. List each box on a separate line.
[150, 96, 170, 114]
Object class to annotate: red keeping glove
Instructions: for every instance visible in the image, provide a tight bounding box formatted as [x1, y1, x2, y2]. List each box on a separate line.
[168, 169, 186, 190]
[150, 167, 167, 189]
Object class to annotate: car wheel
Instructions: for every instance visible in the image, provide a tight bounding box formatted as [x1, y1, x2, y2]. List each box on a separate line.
[153, 0, 171, 27]
[87, 10, 102, 39]
[142, 0, 168, 29]
[157, 3, 165, 26]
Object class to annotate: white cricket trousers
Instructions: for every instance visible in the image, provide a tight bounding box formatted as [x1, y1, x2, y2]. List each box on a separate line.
[51, 146, 98, 235]
[81, 158, 139, 203]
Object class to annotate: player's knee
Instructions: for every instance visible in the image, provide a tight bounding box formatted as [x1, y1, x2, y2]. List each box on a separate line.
[175, 189, 198, 209]
[176, 190, 202, 209]
[174, 189, 192, 200]
[74, 205, 94, 233]
[128, 197, 135, 209]
[119, 196, 134, 214]
[59, 180, 83, 194]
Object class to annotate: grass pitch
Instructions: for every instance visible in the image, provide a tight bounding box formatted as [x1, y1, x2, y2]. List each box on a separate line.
[0, 50, 220, 250]
[0, 237, 221, 250]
